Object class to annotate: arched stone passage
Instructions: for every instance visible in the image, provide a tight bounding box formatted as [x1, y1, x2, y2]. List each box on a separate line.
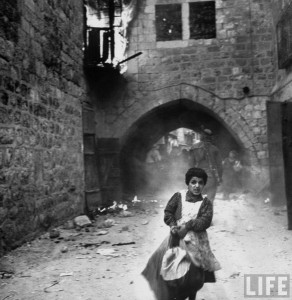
[120, 98, 246, 198]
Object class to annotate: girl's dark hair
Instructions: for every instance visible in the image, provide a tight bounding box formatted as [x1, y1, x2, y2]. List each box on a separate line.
[185, 167, 208, 185]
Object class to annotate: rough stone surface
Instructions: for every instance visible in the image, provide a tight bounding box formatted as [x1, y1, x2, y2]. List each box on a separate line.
[1, 0, 291, 253]
[0, 0, 86, 252]
[93, 0, 274, 174]
[74, 215, 92, 228]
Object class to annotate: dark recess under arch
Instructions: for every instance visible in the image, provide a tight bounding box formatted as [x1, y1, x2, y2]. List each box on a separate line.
[120, 99, 245, 198]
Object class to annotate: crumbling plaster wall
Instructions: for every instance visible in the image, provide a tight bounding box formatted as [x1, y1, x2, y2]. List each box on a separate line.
[0, 0, 86, 251]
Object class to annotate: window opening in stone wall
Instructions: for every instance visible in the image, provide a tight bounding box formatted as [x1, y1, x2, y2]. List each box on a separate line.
[189, 1, 216, 40]
[84, 0, 140, 72]
[84, 0, 123, 67]
[277, 2, 292, 69]
[155, 4, 182, 41]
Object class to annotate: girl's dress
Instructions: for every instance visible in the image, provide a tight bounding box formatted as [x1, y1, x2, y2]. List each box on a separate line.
[141, 190, 221, 300]
[177, 190, 220, 271]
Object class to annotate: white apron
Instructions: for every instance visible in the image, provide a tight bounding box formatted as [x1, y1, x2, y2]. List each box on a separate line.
[177, 190, 221, 272]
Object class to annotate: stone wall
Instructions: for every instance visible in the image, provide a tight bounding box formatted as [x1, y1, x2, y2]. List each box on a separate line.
[0, 0, 86, 252]
[94, 0, 274, 170]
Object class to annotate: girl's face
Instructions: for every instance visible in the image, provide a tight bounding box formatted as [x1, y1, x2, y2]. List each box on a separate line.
[188, 176, 205, 196]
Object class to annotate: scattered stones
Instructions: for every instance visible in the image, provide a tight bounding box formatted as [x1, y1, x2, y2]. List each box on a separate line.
[78, 249, 91, 255]
[229, 272, 240, 279]
[39, 233, 50, 240]
[59, 272, 73, 277]
[96, 230, 109, 235]
[119, 211, 134, 218]
[79, 241, 102, 248]
[1, 190, 292, 299]
[74, 215, 92, 228]
[61, 246, 68, 253]
[49, 229, 60, 239]
[121, 225, 129, 232]
[63, 220, 75, 230]
[103, 219, 115, 228]
[246, 225, 254, 231]
[0, 271, 13, 279]
[75, 256, 93, 259]
[96, 248, 120, 257]
[112, 242, 135, 246]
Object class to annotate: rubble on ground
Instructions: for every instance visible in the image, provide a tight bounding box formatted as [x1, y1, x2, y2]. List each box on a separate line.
[74, 215, 92, 228]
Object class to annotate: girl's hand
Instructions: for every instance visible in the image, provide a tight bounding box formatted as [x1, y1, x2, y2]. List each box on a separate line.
[170, 226, 179, 236]
[177, 225, 188, 239]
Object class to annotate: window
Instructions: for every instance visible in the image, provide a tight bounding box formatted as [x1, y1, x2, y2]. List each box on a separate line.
[189, 1, 216, 39]
[155, 4, 182, 41]
[277, 2, 292, 69]
[155, 1, 216, 43]
[84, 0, 126, 68]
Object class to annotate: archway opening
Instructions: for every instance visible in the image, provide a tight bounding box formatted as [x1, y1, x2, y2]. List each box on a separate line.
[120, 99, 245, 200]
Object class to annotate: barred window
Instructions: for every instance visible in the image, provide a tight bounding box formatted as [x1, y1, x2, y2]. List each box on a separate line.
[189, 1, 216, 40]
[155, 4, 182, 41]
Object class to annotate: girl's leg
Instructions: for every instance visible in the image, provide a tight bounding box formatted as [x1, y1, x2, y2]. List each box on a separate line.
[188, 291, 197, 300]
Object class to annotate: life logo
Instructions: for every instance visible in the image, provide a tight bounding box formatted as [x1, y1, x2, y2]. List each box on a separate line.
[244, 274, 290, 298]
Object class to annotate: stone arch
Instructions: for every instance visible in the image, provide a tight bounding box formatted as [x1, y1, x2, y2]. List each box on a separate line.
[120, 95, 256, 197]
[119, 83, 258, 163]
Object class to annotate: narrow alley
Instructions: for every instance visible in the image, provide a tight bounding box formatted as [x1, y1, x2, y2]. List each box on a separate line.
[1, 192, 291, 300]
[1, 0, 292, 299]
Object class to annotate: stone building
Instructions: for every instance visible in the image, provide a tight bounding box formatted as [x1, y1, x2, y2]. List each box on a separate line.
[1, 0, 292, 250]
[0, 0, 86, 251]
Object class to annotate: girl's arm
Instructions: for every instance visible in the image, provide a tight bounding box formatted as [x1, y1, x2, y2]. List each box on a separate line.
[185, 197, 213, 231]
[164, 192, 180, 227]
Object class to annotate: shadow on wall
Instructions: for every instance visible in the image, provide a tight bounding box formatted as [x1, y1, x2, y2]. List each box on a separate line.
[84, 66, 128, 105]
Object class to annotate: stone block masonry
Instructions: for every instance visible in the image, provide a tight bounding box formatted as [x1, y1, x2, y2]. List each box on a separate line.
[0, 0, 86, 252]
[96, 0, 274, 163]
[146, 0, 274, 96]
[89, 0, 276, 198]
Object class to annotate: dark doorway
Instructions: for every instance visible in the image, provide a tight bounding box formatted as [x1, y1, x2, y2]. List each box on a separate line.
[282, 102, 292, 230]
[267, 101, 292, 230]
[267, 101, 286, 207]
